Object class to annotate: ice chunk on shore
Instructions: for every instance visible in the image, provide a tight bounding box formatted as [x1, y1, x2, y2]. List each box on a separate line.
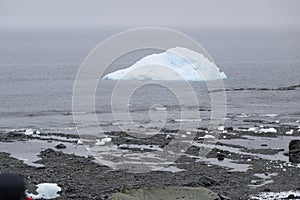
[286, 129, 294, 135]
[259, 128, 277, 133]
[24, 129, 34, 136]
[198, 135, 216, 140]
[95, 137, 112, 146]
[250, 190, 300, 200]
[27, 183, 61, 199]
[103, 47, 227, 81]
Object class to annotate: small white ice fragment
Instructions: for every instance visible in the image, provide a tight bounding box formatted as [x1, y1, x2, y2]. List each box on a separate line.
[217, 126, 224, 131]
[199, 135, 216, 140]
[77, 140, 83, 145]
[286, 130, 294, 135]
[259, 128, 277, 133]
[95, 138, 112, 146]
[153, 106, 167, 111]
[24, 129, 34, 136]
[247, 127, 257, 132]
[27, 183, 61, 199]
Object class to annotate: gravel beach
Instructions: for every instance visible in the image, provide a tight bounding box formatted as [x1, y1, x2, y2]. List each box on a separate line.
[0, 124, 299, 199]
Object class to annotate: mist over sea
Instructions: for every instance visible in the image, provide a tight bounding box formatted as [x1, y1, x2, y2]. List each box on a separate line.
[0, 28, 299, 134]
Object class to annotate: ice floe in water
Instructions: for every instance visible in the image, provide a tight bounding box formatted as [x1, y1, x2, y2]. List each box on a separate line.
[103, 47, 227, 81]
[27, 183, 61, 199]
[250, 190, 300, 200]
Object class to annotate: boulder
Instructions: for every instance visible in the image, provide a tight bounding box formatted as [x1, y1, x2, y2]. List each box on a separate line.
[289, 140, 300, 151]
[55, 144, 67, 149]
[288, 140, 300, 163]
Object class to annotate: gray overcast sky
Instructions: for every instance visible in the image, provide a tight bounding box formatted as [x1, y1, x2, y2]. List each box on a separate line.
[0, 0, 299, 29]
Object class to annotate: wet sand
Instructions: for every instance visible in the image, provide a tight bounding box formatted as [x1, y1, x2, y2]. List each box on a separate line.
[0, 124, 300, 199]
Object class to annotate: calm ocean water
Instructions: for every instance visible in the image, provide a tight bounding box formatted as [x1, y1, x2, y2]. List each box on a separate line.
[0, 28, 299, 133]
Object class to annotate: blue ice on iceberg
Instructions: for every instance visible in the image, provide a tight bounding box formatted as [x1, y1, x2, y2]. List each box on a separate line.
[103, 47, 227, 81]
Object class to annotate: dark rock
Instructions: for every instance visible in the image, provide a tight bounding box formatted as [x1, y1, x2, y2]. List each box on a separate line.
[198, 176, 218, 187]
[55, 143, 67, 149]
[243, 119, 264, 123]
[261, 144, 268, 147]
[289, 140, 300, 151]
[288, 140, 300, 163]
[217, 154, 225, 161]
[287, 194, 295, 199]
[225, 127, 233, 131]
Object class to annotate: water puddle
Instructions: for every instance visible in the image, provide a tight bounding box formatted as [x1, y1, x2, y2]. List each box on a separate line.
[249, 173, 278, 188]
[197, 157, 251, 172]
[0, 140, 88, 167]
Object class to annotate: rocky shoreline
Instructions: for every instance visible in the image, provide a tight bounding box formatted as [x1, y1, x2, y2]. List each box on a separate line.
[0, 124, 299, 199]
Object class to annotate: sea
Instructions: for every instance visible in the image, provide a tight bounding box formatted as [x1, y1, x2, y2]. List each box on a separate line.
[0, 28, 299, 134]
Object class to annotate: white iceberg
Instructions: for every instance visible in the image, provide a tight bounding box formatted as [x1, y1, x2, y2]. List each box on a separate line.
[27, 183, 61, 199]
[103, 47, 227, 81]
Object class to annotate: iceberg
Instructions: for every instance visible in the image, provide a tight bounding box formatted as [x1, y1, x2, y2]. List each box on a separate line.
[103, 47, 227, 81]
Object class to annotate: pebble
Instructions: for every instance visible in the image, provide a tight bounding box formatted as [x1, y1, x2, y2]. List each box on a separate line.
[55, 144, 67, 149]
